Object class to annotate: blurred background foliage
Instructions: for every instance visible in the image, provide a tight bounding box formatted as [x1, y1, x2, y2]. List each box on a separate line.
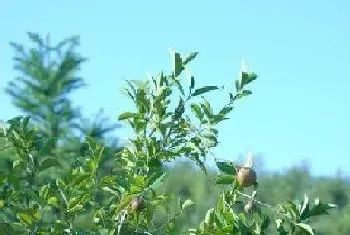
[151, 161, 350, 234]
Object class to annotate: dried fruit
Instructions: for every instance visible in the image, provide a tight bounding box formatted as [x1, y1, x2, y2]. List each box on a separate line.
[237, 167, 257, 187]
[130, 196, 146, 212]
[236, 149, 257, 188]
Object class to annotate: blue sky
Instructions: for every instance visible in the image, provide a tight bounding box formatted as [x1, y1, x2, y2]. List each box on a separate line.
[1, 0, 349, 176]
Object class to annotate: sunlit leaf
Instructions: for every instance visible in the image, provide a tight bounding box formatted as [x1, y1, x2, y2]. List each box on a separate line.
[215, 160, 237, 175]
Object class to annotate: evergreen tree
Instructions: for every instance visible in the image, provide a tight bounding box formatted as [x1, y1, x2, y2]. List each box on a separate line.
[76, 108, 120, 144]
[5, 32, 86, 153]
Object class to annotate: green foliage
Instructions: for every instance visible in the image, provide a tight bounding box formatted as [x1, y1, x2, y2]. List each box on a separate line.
[6, 33, 86, 147]
[0, 44, 337, 235]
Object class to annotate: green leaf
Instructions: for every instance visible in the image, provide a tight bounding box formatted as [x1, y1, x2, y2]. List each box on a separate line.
[241, 72, 258, 87]
[183, 52, 199, 65]
[48, 197, 58, 207]
[174, 79, 185, 96]
[56, 178, 66, 191]
[215, 160, 237, 175]
[12, 160, 22, 169]
[214, 175, 235, 185]
[192, 86, 219, 96]
[216, 194, 225, 213]
[233, 90, 252, 101]
[204, 208, 215, 226]
[39, 184, 50, 199]
[120, 87, 135, 101]
[191, 103, 204, 120]
[235, 79, 241, 92]
[200, 98, 213, 118]
[22, 116, 30, 129]
[300, 194, 310, 220]
[147, 171, 166, 188]
[38, 158, 61, 172]
[294, 223, 314, 235]
[174, 98, 185, 119]
[102, 187, 120, 196]
[169, 49, 183, 77]
[210, 114, 229, 125]
[261, 214, 270, 230]
[68, 194, 90, 212]
[17, 213, 33, 225]
[192, 154, 207, 175]
[118, 112, 137, 121]
[190, 76, 195, 90]
[148, 158, 162, 169]
[218, 106, 234, 116]
[115, 195, 133, 214]
[68, 204, 84, 213]
[309, 198, 337, 217]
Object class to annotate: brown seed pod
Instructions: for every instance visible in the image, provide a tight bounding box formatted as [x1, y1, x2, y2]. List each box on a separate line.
[130, 196, 146, 212]
[237, 149, 257, 188]
[244, 200, 255, 213]
[236, 166, 257, 188]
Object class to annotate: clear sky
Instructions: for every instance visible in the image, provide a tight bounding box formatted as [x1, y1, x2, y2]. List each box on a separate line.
[1, 0, 349, 177]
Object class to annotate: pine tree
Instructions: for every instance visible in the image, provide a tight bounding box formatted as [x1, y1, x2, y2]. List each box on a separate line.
[5, 32, 86, 153]
[5, 32, 122, 175]
[77, 108, 120, 144]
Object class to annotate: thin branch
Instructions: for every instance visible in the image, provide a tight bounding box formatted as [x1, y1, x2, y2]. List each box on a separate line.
[0, 145, 12, 151]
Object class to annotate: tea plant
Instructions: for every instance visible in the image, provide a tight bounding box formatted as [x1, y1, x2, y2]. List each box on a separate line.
[0, 49, 336, 234]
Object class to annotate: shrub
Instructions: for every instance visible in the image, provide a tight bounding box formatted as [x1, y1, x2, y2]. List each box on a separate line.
[0, 50, 336, 234]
